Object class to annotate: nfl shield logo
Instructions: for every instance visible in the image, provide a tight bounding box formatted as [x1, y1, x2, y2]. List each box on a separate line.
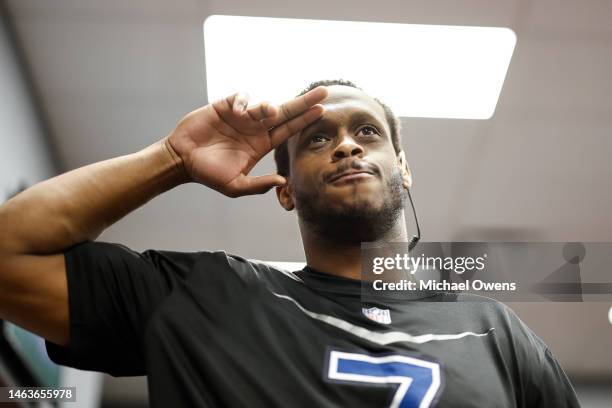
[362, 307, 392, 324]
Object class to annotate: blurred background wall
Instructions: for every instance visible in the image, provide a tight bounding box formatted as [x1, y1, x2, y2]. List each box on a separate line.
[1, 0, 611, 406]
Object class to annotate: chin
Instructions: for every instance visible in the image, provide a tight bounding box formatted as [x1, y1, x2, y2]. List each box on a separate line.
[330, 195, 385, 214]
[325, 183, 383, 202]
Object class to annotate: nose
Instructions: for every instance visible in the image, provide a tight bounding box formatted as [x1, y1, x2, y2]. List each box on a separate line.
[332, 134, 364, 161]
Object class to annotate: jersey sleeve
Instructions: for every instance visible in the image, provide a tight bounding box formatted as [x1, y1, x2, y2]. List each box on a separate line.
[501, 304, 581, 408]
[45, 241, 201, 376]
[524, 346, 581, 408]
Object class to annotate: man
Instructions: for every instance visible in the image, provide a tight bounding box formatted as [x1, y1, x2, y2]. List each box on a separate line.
[0, 79, 579, 407]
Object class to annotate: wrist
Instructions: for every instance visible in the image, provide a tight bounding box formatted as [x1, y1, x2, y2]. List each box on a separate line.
[159, 136, 191, 185]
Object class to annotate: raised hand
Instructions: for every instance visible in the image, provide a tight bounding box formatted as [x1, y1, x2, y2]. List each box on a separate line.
[166, 87, 328, 197]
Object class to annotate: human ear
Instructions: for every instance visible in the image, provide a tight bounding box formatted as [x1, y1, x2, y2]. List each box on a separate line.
[276, 181, 295, 211]
[397, 151, 413, 189]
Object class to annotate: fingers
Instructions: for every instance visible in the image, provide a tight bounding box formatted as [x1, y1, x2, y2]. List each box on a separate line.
[269, 104, 324, 148]
[263, 86, 328, 129]
[246, 102, 278, 121]
[211, 87, 327, 139]
[211, 91, 250, 119]
[212, 92, 262, 134]
[226, 174, 287, 197]
[232, 92, 250, 115]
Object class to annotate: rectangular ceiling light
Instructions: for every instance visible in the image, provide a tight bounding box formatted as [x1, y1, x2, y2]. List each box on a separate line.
[203, 15, 516, 119]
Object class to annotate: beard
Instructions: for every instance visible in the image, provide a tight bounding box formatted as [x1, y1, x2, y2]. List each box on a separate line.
[294, 168, 406, 245]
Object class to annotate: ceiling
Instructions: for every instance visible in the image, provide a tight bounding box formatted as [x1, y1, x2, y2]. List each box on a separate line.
[4, 0, 612, 383]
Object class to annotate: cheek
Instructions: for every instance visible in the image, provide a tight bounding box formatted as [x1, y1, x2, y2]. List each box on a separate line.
[291, 160, 324, 194]
[371, 150, 399, 180]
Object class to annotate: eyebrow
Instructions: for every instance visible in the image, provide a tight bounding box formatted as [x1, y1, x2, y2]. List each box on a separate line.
[298, 110, 387, 139]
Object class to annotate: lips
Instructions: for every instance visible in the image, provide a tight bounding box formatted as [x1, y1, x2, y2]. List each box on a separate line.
[328, 169, 375, 183]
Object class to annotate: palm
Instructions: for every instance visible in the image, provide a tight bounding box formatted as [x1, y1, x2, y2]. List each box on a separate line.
[168, 88, 327, 197]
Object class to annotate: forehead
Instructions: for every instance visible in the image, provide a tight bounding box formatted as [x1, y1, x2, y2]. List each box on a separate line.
[318, 85, 387, 123]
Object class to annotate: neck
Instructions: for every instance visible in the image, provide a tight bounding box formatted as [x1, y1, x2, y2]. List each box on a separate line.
[300, 212, 409, 281]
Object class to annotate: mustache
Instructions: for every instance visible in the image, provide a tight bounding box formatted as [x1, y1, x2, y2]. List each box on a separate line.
[326, 160, 380, 182]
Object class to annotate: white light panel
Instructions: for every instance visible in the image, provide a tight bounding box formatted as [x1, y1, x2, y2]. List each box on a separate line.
[203, 15, 516, 120]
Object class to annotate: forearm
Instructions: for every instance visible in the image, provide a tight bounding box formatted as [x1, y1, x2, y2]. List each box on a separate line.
[0, 137, 189, 255]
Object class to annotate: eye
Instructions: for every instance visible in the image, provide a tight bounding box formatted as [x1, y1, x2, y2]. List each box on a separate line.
[309, 134, 330, 145]
[358, 125, 379, 137]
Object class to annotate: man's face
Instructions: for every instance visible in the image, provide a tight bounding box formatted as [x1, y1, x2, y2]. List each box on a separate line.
[280, 85, 409, 243]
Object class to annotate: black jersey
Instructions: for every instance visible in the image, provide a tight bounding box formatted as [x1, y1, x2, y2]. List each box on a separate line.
[46, 241, 580, 408]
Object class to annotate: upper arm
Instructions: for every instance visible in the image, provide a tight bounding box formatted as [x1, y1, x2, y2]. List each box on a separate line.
[498, 303, 580, 408]
[43, 241, 197, 375]
[0, 253, 69, 346]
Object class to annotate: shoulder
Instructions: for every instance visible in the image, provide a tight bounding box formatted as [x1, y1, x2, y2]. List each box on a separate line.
[437, 292, 518, 320]
[449, 298, 579, 406]
[224, 253, 304, 285]
[449, 293, 549, 350]
[183, 250, 303, 290]
[452, 292, 528, 319]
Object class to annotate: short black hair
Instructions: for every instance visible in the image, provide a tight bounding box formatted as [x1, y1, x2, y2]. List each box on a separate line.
[273, 79, 402, 177]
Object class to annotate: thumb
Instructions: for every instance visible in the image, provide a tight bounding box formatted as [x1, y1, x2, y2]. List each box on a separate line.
[226, 174, 287, 197]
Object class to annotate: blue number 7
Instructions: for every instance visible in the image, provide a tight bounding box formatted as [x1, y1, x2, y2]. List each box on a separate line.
[327, 350, 442, 408]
